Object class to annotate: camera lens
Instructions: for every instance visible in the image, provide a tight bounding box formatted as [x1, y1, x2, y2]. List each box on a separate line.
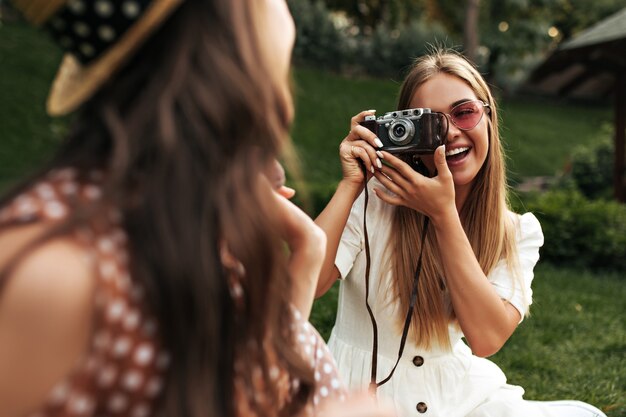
[387, 118, 414, 145]
[393, 125, 406, 137]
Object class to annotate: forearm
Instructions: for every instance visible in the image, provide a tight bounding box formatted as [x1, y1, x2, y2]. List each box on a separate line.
[314, 179, 362, 297]
[433, 212, 518, 356]
[289, 228, 327, 319]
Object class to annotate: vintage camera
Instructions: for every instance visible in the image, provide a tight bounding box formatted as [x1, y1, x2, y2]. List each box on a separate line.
[360, 108, 448, 154]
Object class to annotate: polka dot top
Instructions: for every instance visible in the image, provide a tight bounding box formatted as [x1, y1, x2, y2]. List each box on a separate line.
[232, 306, 348, 416]
[0, 168, 346, 417]
[0, 168, 170, 417]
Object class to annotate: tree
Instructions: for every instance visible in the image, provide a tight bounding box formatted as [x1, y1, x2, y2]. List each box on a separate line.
[314, 0, 626, 88]
[321, 0, 427, 30]
[464, 0, 480, 63]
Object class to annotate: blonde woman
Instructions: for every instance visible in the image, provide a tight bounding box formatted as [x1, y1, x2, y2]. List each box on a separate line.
[315, 49, 606, 417]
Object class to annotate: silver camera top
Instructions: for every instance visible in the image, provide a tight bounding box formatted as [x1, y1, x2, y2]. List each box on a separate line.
[381, 108, 431, 121]
[363, 108, 432, 123]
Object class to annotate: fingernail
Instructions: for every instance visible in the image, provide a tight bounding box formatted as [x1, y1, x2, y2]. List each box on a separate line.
[376, 159, 382, 169]
[370, 165, 375, 174]
[367, 109, 376, 112]
[376, 150, 384, 159]
[374, 138, 384, 148]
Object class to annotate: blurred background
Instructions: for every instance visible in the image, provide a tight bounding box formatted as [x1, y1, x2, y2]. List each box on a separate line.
[0, 0, 624, 415]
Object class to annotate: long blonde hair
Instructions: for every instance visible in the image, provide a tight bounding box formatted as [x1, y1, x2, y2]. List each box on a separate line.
[389, 49, 519, 350]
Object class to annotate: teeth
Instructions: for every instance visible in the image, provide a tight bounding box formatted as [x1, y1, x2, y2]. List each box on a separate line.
[445, 147, 469, 157]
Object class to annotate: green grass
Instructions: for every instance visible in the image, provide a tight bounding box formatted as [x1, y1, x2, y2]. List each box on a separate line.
[311, 264, 626, 416]
[0, 22, 65, 191]
[499, 97, 612, 182]
[290, 68, 400, 191]
[491, 264, 626, 412]
[1, 21, 623, 417]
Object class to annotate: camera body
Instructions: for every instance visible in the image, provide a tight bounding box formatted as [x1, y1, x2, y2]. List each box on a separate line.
[360, 108, 447, 154]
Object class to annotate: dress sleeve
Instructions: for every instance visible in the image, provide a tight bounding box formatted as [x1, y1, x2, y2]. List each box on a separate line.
[334, 188, 366, 280]
[289, 308, 347, 409]
[487, 212, 544, 322]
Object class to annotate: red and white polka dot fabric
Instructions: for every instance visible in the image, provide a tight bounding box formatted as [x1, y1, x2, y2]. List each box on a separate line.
[232, 305, 347, 416]
[1, 168, 346, 416]
[291, 308, 347, 411]
[0, 168, 170, 417]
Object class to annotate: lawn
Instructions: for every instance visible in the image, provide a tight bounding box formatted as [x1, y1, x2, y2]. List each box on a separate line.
[0, 21, 65, 191]
[1, 20, 623, 417]
[311, 264, 626, 416]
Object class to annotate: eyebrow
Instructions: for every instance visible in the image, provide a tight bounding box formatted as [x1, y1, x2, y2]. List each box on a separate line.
[449, 99, 475, 109]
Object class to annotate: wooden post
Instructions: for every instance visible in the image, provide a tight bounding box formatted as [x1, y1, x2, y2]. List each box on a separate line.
[614, 74, 625, 202]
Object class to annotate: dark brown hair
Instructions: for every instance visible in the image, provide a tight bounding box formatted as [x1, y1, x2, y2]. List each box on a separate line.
[0, 0, 312, 416]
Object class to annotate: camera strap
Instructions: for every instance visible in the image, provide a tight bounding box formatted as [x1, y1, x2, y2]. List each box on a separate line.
[361, 163, 430, 394]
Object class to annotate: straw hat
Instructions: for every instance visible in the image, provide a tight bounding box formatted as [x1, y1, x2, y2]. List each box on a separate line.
[11, 0, 184, 116]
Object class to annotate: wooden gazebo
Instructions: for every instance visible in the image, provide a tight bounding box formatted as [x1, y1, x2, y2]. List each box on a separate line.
[525, 7, 626, 202]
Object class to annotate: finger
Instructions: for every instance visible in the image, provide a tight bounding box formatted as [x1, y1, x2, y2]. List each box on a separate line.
[377, 161, 415, 192]
[349, 109, 377, 129]
[378, 151, 421, 180]
[270, 190, 321, 245]
[373, 170, 405, 197]
[276, 185, 296, 199]
[351, 142, 382, 171]
[373, 187, 404, 207]
[434, 145, 452, 179]
[342, 138, 379, 172]
[349, 124, 384, 151]
[350, 145, 376, 174]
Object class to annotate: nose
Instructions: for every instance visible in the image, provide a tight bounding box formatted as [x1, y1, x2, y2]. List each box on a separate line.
[444, 114, 463, 141]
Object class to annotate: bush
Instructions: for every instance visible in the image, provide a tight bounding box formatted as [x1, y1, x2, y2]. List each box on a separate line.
[288, 0, 348, 72]
[287, 0, 453, 78]
[358, 20, 452, 78]
[521, 188, 626, 272]
[568, 127, 614, 200]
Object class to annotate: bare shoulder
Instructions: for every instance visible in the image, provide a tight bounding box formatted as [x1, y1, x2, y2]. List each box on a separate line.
[0, 221, 96, 415]
[0, 221, 96, 319]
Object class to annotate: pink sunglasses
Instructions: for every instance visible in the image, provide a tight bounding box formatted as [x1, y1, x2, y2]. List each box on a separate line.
[440, 100, 490, 131]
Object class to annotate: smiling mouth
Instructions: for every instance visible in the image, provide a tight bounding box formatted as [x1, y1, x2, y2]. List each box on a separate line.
[445, 146, 470, 161]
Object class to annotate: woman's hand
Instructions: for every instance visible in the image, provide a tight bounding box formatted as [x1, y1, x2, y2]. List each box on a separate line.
[372, 145, 456, 225]
[272, 190, 326, 317]
[339, 110, 384, 185]
[265, 159, 296, 198]
[264, 160, 326, 317]
[313, 111, 385, 298]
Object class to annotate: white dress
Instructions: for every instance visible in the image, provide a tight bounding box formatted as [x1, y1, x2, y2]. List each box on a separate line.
[328, 178, 556, 417]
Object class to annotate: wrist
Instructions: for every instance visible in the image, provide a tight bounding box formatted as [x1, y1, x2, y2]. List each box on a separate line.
[431, 206, 460, 232]
[337, 178, 365, 199]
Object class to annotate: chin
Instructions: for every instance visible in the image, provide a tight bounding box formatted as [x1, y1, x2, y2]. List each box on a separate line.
[452, 172, 478, 188]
